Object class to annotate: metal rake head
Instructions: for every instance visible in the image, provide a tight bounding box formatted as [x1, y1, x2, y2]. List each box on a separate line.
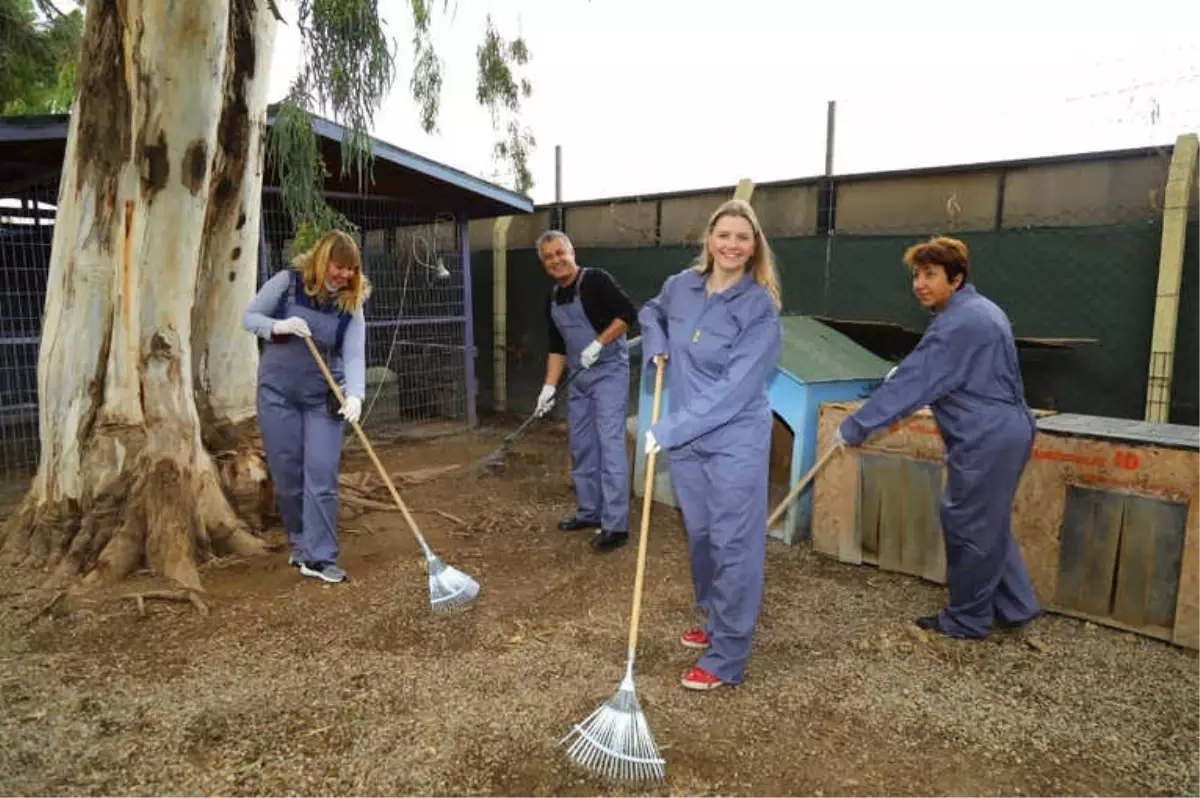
[426, 554, 481, 613]
[560, 677, 666, 785]
[468, 438, 515, 472]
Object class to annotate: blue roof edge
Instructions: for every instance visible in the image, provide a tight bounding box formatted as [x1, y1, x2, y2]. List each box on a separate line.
[0, 111, 535, 216]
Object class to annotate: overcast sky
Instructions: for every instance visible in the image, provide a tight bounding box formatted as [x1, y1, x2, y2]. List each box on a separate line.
[264, 0, 1195, 205]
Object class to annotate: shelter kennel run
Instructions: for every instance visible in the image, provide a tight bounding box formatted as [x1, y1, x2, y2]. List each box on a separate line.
[811, 401, 1200, 650]
[258, 189, 479, 440]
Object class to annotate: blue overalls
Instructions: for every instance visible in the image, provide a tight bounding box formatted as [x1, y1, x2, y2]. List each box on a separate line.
[639, 268, 783, 684]
[550, 268, 631, 533]
[839, 283, 1041, 638]
[257, 270, 353, 565]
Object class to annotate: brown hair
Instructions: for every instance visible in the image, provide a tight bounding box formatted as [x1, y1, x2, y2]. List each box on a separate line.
[902, 236, 970, 287]
[693, 198, 782, 310]
[291, 230, 372, 313]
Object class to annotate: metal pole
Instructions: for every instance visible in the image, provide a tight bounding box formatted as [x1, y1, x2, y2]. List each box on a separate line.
[824, 100, 836, 178]
[459, 216, 478, 428]
[822, 100, 837, 314]
[555, 144, 563, 230]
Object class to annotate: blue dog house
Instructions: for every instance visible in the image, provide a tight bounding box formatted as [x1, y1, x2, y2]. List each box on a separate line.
[632, 315, 893, 544]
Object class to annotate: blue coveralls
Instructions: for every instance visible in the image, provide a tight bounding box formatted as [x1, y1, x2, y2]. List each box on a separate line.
[551, 268, 631, 533]
[639, 268, 783, 684]
[839, 283, 1041, 638]
[252, 270, 354, 565]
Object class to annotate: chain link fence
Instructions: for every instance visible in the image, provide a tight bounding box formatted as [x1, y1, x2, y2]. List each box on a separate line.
[260, 189, 475, 442]
[0, 177, 54, 501]
[0, 183, 477, 498]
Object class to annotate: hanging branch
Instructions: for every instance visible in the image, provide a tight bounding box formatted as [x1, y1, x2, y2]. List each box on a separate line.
[476, 14, 535, 194]
[267, 1, 535, 255]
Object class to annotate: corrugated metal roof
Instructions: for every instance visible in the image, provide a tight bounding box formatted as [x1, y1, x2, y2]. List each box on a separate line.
[777, 315, 893, 384]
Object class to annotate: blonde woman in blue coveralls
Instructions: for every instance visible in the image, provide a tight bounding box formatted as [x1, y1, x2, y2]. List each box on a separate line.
[242, 230, 371, 585]
[639, 199, 783, 691]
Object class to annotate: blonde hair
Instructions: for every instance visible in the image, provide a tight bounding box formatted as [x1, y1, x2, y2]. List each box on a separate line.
[693, 199, 781, 310]
[290, 230, 372, 313]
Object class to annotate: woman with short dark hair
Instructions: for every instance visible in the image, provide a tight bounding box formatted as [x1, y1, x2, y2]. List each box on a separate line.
[836, 236, 1041, 639]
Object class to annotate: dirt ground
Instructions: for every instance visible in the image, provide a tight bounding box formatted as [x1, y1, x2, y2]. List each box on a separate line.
[0, 418, 1197, 797]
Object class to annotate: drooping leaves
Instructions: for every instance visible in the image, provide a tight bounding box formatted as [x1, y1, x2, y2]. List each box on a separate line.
[475, 14, 535, 194]
[0, 0, 84, 114]
[267, 1, 535, 254]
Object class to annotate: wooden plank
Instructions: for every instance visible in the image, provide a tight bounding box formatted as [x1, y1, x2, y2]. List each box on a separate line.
[857, 454, 884, 560]
[1112, 499, 1153, 629]
[1056, 486, 1123, 617]
[900, 458, 942, 581]
[917, 461, 948, 584]
[1173, 500, 1199, 649]
[873, 457, 903, 572]
[1081, 490, 1124, 617]
[1118, 495, 1187, 629]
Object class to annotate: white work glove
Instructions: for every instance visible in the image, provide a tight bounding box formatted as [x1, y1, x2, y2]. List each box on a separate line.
[534, 384, 556, 418]
[580, 339, 603, 370]
[644, 430, 661, 455]
[832, 428, 847, 449]
[340, 395, 362, 425]
[272, 316, 312, 338]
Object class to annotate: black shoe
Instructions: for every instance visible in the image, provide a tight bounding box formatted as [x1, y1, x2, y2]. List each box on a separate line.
[558, 516, 600, 532]
[997, 611, 1041, 630]
[590, 530, 628, 551]
[914, 615, 940, 630]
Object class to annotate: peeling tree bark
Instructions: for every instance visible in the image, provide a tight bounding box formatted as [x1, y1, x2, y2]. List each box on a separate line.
[0, 0, 278, 591]
[193, 0, 279, 529]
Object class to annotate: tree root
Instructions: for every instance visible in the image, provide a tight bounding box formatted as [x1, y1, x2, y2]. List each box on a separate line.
[4, 443, 272, 591]
[122, 589, 209, 616]
[24, 590, 67, 626]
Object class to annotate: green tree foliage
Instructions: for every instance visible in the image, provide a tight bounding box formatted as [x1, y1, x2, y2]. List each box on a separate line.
[0, 0, 84, 114]
[268, 0, 535, 255]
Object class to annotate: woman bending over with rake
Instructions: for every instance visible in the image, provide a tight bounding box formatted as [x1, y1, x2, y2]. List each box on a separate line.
[242, 230, 372, 585]
[638, 199, 783, 691]
[834, 236, 1040, 639]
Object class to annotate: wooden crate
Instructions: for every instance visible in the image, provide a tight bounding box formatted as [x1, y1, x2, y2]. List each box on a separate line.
[812, 401, 1200, 650]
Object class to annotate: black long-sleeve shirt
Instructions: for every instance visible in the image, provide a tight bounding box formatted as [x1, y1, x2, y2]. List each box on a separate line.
[545, 267, 637, 356]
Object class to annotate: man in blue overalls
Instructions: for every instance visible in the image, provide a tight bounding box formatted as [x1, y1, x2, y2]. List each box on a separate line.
[534, 230, 637, 552]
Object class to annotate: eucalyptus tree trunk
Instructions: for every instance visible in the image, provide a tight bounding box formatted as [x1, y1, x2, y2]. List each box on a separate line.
[0, 0, 279, 591]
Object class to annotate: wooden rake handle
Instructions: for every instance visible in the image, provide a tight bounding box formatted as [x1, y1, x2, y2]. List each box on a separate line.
[628, 356, 666, 651]
[766, 443, 842, 530]
[302, 337, 427, 546]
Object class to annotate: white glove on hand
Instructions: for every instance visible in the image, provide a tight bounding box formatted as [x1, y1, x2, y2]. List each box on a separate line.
[534, 384, 556, 418]
[832, 428, 847, 449]
[272, 316, 312, 338]
[580, 340, 603, 370]
[340, 395, 362, 425]
[644, 430, 661, 455]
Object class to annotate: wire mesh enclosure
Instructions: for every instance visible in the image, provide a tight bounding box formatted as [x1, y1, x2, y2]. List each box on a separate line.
[0, 183, 478, 500]
[0, 179, 54, 490]
[260, 189, 476, 441]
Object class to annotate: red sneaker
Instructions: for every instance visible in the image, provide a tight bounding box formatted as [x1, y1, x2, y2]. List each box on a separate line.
[680, 666, 723, 691]
[679, 629, 710, 649]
